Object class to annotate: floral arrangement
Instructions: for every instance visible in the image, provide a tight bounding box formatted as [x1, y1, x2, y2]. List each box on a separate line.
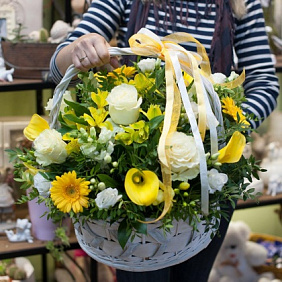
[7, 46, 261, 248]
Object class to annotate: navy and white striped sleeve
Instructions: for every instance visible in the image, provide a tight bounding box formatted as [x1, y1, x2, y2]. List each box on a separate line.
[234, 0, 280, 129]
[49, 0, 126, 85]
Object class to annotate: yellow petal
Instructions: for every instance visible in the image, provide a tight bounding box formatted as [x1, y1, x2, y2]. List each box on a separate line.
[218, 131, 246, 163]
[125, 168, 159, 206]
[23, 114, 50, 141]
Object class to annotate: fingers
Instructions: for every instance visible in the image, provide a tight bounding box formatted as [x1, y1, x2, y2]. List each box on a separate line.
[72, 34, 111, 72]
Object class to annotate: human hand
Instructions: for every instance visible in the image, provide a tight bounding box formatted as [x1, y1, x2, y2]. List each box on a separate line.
[70, 33, 119, 72]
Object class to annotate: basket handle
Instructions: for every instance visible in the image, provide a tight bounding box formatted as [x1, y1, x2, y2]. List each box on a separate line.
[49, 47, 137, 129]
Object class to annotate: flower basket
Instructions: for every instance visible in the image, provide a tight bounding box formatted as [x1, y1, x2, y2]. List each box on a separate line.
[1, 41, 58, 79]
[7, 28, 260, 272]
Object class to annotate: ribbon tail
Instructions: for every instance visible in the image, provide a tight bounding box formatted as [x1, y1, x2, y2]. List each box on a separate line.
[170, 51, 209, 215]
[141, 175, 174, 224]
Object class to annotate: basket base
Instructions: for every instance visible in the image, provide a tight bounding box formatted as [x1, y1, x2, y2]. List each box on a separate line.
[74, 218, 217, 272]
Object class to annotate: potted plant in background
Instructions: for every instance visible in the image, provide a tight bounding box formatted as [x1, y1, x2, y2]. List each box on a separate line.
[1, 21, 72, 80]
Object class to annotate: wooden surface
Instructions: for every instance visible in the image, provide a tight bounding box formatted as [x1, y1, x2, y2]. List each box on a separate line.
[0, 233, 79, 259]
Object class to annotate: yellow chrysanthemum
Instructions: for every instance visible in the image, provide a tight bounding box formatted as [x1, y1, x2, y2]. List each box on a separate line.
[125, 168, 159, 206]
[221, 97, 249, 125]
[50, 171, 91, 213]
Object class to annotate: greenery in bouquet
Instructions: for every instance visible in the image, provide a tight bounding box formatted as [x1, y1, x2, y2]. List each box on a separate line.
[7, 56, 261, 248]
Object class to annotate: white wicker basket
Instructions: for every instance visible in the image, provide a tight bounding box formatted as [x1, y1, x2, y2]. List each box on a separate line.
[50, 43, 223, 271]
[73, 217, 216, 271]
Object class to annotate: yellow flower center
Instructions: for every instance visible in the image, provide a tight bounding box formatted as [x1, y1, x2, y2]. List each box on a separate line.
[66, 184, 78, 198]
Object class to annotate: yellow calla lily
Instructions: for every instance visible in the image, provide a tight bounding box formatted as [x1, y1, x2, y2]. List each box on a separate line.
[23, 114, 50, 141]
[125, 168, 159, 206]
[218, 131, 246, 163]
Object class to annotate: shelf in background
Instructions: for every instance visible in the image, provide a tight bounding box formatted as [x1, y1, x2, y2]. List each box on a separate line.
[237, 193, 282, 210]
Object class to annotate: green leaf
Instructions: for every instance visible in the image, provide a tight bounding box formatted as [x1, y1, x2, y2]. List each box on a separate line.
[64, 100, 91, 116]
[132, 221, 147, 235]
[118, 218, 132, 249]
[148, 115, 164, 132]
[63, 114, 88, 125]
[97, 174, 120, 188]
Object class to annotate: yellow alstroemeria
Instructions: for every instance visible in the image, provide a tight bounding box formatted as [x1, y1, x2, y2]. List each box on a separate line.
[125, 168, 159, 206]
[144, 105, 163, 120]
[131, 121, 149, 143]
[83, 107, 108, 127]
[115, 121, 149, 145]
[108, 66, 136, 78]
[130, 73, 155, 93]
[218, 131, 246, 163]
[23, 114, 49, 141]
[91, 89, 108, 109]
[65, 138, 80, 155]
[23, 163, 44, 176]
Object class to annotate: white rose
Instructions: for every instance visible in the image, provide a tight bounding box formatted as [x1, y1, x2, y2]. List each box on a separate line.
[95, 188, 122, 209]
[34, 129, 68, 166]
[45, 90, 74, 114]
[165, 132, 200, 181]
[208, 168, 228, 194]
[137, 58, 157, 73]
[33, 173, 51, 197]
[212, 73, 226, 84]
[106, 84, 142, 125]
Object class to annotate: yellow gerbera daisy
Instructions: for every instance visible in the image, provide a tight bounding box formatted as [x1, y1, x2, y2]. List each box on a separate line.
[50, 171, 91, 213]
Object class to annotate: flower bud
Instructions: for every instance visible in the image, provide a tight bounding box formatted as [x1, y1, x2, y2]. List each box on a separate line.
[90, 127, 96, 138]
[214, 162, 222, 167]
[112, 161, 118, 168]
[179, 182, 190, 190]
[104, 154, 112, 164]
[183, 192, 189, 197]
[211, 152, 220, 160]
[173, 188, 180, 194]
[98, 182, 106, 191]
[90, 178, 96, 184]
[190, 201, 196, 207]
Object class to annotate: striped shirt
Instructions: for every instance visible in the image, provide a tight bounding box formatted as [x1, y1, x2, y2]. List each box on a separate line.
[50, 0, 280, 129]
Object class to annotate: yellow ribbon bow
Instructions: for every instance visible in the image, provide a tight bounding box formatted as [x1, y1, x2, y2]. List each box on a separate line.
[128, 28, 245, 217]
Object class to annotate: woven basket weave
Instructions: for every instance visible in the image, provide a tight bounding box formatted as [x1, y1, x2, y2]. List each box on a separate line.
[74, 217, 215, 271]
